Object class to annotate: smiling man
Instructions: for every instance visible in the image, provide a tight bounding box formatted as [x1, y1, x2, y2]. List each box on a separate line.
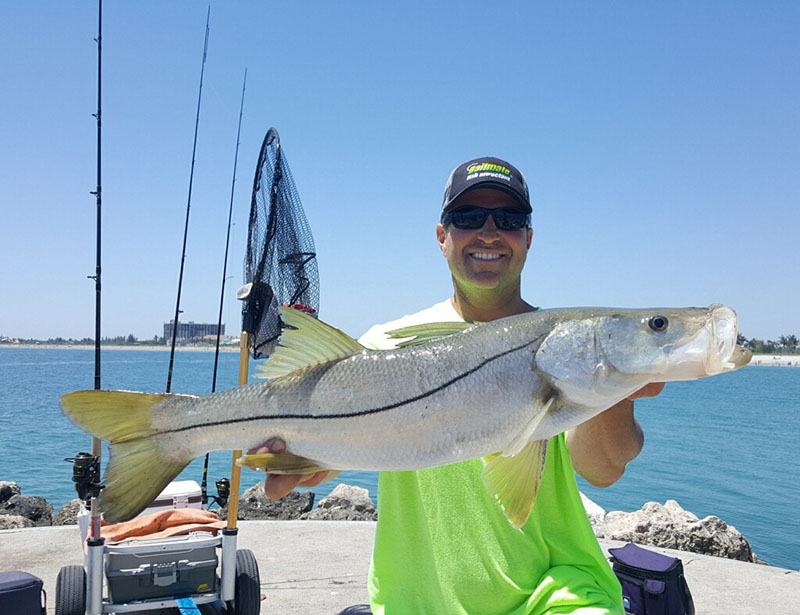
[435, 160, 536, 323]
[259, 156, 662, 614]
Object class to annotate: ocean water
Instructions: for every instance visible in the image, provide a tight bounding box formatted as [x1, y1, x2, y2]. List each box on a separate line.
[0, 347, 797, 570]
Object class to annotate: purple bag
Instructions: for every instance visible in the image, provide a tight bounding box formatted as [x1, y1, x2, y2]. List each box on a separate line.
[608, 543, 694, 615]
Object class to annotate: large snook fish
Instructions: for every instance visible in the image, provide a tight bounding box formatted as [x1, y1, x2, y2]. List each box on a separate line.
[60, 304, 750, 525]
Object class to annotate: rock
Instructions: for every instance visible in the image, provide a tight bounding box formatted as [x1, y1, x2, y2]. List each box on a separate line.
[219, 481, 314, 520]
[303, 484, 377, 521]
[0, 495, 53, 526]
[0, 514, 35, 530]
[592, 499, 757, 562]
[0, 481, 21, 505]
[580, 492, 606, 525]
[53, 499, 84, 525]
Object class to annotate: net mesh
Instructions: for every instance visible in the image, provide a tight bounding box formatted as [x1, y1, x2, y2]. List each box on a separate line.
[243, 128, 319, 358]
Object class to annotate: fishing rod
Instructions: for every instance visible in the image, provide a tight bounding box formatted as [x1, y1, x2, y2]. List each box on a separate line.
[202, 68, 247, 507]
[211, 68, 247, 393]
[166, 5, 210, 393]
[75, 0, 104, 538]
[68, 4, 108, 613]
[89, 1, 103, 396]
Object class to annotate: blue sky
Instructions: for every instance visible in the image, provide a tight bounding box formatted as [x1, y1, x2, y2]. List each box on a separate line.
[1, 2, 798, 342]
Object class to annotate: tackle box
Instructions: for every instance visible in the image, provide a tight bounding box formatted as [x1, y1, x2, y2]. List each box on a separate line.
[138, 480, 203, 517]
[104, 533, 218, 603]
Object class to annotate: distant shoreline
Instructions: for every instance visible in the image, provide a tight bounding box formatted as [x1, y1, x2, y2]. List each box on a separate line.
[747, 354, 800, 367]
[0, 343, 240, 352]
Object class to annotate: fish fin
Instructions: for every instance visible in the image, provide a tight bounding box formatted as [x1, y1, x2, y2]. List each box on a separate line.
[60, 390, 196, 522]
[238, 451, 331, 474]
[481, 439, 548, 529]
[102, 440, 189, 523]
[482, 451, 501, 464]
[387, 321, 475, 347]
[256, 306, 365, 379]
[503, 396, 555, 456]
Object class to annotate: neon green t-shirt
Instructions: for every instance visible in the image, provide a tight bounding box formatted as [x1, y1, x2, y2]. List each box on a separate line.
[359, 300, 623, 615]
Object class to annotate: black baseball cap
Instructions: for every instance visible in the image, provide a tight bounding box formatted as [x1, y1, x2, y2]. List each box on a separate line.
[441, 156, 531, 215]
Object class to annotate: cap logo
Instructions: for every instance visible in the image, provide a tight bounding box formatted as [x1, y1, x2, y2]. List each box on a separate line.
[466, 162, 511, 177]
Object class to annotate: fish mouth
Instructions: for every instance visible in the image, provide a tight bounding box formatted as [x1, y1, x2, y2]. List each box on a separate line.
[666, 304, 751, 380]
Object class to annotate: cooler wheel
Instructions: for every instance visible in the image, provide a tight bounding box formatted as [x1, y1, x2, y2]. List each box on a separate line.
[228, 548, 260, 615]
[55, 565, 86, 615]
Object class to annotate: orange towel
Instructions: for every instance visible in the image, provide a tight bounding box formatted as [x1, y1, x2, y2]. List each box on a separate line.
[100, 508, 226, 544]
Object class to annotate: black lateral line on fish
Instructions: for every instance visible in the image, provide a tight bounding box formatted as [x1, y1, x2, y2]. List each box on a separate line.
[140, 333, 546, 440]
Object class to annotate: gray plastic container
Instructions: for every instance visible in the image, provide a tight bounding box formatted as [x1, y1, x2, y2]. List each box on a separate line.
[104, 533, 218, 604]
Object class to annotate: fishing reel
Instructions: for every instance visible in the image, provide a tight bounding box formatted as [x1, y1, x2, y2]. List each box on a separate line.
[206, 477, 230, 509]
[239, 281, 274, 335]
[65, 452, 104, 505]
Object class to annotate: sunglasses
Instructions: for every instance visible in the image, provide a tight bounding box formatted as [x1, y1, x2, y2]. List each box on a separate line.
[442, 206, 531, 231]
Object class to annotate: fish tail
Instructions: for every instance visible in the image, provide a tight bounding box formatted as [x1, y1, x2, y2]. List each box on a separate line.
[60, 390, 194, 522]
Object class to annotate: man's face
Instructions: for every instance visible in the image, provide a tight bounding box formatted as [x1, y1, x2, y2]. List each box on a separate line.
[436, 188, 533, 295]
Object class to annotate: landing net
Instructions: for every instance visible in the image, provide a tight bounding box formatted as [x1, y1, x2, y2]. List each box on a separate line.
[242, 127, 319, 358]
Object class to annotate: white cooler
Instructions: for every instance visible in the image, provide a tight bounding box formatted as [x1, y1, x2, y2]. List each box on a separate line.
[137, 480, 203, 517]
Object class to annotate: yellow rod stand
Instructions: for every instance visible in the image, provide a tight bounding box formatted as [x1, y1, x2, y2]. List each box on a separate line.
[226, 330, 251, 529]
[89, 435, 102, 539]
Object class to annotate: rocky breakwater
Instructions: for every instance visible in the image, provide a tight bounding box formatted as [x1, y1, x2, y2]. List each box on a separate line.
[302, 484, 378, 521]
[220, 482, 377, 521]
[1, 480, 84, 528]
[0, 481, 55, 528]
[590, 499, 761, 563]
[0, 481, 99, 530]
[1, 479, 378, 527]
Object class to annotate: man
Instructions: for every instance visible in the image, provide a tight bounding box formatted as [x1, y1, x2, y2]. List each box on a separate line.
[255, 157, 663, 614]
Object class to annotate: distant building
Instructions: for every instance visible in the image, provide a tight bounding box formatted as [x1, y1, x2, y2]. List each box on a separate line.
[163, 321, 225, 342]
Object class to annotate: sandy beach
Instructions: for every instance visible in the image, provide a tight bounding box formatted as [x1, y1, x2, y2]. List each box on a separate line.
[748, 354, 800, 367]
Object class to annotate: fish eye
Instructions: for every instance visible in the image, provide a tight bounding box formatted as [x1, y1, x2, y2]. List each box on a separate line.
[648, 315, 669, 332]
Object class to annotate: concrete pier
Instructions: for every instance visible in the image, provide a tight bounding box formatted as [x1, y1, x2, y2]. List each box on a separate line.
[1, 521, 797, 614]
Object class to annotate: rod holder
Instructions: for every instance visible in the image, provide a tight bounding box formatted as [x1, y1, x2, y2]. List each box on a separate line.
[86, 536, 105, 615]
[220, 528, 238, 602]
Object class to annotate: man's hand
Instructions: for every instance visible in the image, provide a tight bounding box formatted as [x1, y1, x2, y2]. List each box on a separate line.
[248, 437, 339, 501]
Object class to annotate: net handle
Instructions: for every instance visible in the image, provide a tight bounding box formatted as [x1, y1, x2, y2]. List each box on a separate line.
[226, 330, 251, 529]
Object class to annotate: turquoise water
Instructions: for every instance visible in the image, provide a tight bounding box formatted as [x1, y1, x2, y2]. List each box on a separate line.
[0, 347, 797, 570]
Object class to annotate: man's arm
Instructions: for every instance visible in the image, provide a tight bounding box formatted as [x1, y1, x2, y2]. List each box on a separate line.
[566, 383, 664, 487]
